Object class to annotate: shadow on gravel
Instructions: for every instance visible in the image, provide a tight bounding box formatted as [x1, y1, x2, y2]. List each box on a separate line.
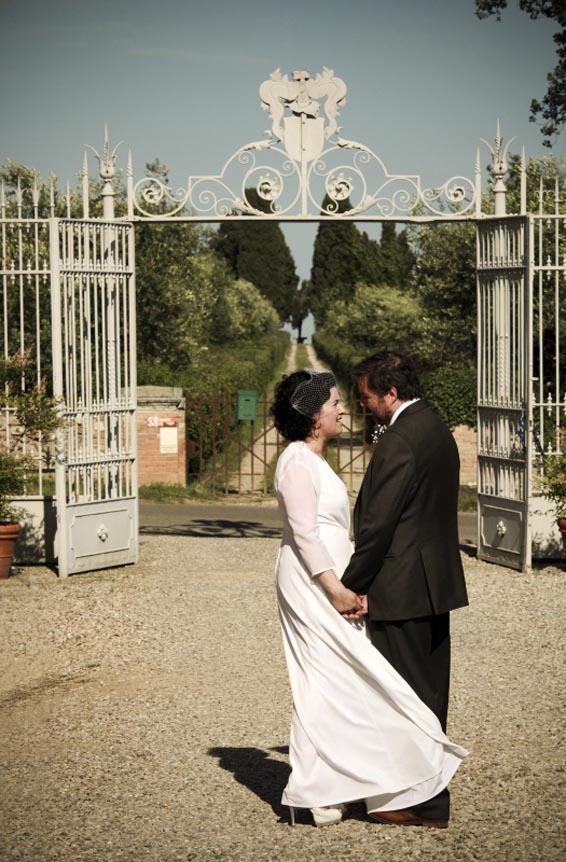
[208, 746, 290, 819]
[208, 745, 371, 826]
[140, 520, 282, 539]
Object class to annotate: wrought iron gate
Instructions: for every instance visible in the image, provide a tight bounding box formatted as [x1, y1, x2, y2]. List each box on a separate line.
[3, 69, 565, 576]
[50, 218, 138, 576]
[477, 216, 532, 570]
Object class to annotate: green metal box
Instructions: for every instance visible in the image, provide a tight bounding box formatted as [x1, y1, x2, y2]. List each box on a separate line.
[237, 390, 257, 421]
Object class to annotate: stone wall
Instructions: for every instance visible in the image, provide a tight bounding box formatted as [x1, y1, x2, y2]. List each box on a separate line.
[137, 386, 186, 486]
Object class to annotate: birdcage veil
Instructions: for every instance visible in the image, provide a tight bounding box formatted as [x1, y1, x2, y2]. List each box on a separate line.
[290, 369, 336, 417]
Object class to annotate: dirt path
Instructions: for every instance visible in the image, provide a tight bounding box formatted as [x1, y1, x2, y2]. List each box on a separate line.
[306, 344, 370, 497]
[230, 343, 368, 497]
[1, 543, 565, 862]
[232, 343, 296, 494]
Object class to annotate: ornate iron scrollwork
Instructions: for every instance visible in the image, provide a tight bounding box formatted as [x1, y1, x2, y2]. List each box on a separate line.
[130, 67, 479, 220]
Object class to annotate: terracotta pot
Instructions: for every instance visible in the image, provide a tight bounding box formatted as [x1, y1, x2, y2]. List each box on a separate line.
[0, 522, 21, 578]
[557, 518, 566, 550]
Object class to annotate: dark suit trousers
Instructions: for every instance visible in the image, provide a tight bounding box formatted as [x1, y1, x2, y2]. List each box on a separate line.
[368, 613, 451, 821]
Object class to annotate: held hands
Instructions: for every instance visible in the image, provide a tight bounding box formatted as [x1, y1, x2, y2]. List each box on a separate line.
[341, 594, 368, 620]
[314, 570, 368, 618]
[329, 585, 364, 615]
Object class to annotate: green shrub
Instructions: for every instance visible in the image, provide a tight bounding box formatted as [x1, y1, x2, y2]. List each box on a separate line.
[138, 331, 289, 393]
[137, 360, 180, 388]
[420, 365, 476, 429]
[0, 351, 61, 523]
[313, 333, 477, 430]
[185, 331, 289, 393]
[458, 485, 477, 511]
[139, 483, 195, 503]
[311, 331, 363, 391]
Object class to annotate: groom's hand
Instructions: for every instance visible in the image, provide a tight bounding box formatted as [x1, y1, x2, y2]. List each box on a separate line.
[342, 594, 368, 619]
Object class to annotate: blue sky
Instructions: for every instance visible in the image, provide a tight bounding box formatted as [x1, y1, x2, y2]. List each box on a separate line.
[0, 0, 563, 301]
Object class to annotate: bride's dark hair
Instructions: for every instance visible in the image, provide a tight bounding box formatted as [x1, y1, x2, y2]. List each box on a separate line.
[271, 371, 319, 441]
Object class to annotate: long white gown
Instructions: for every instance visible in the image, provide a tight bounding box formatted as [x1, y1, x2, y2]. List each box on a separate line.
[274, 440, 468, 811]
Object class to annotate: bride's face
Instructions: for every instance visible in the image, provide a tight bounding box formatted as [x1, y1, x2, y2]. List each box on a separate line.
[315, 386, 345, 440]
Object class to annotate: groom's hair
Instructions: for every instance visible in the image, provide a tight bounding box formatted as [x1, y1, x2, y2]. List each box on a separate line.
[354, 351, 422, 400]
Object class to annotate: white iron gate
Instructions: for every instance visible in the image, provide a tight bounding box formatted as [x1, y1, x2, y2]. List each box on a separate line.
[2, 70, 564, 576]
[50, 218, 138, 576]
[477, 216, 532, 570]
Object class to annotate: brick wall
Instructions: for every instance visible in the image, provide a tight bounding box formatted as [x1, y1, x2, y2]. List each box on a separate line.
[137, 386, 186, 486]
[453, 424, 477, 486]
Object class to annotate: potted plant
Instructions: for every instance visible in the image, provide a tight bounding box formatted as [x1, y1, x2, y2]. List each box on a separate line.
[539, 433, 566, 548]
[0, 350, 60, 578]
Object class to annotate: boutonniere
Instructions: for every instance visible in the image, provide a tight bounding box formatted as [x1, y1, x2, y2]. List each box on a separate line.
[371, 425, 387, 443]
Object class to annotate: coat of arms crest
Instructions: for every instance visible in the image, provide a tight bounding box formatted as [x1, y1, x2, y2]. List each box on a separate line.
[259, 68, 347, 163]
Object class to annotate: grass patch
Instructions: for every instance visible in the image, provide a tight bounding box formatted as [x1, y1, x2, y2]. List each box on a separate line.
[294, 343, 310, 370]
[458, 485, 477, 512]
[139, 483, 214, 502]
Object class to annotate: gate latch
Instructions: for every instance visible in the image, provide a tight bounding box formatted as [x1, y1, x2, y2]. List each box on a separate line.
[496, 520, 507, 537]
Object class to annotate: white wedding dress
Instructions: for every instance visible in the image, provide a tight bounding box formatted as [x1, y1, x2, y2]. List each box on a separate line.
[274, 441, 468, 811]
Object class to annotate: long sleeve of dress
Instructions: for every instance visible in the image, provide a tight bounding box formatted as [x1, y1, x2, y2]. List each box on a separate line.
[276, 457, 336, 577]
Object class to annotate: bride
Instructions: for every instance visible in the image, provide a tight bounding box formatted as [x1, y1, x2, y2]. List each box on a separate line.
[271, 369, 467, 828]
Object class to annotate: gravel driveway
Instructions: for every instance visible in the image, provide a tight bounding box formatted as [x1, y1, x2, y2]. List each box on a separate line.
[1, 534, 565, 862]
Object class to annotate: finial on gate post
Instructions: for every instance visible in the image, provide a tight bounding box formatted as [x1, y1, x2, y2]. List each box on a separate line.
[127, 151, 134, 219]
[49, 177, 56, 217]
[86, 125, 123, 219]
[15, 178, 23, 217]
[481, 120, 515, 217]
[82, 152, 90, 219]
[31, 179, 40, 217]
[493, 120, 507, 216]
[66, 181, 72, 218]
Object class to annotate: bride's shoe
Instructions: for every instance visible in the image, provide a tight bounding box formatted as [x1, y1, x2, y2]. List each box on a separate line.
[312, 806, 343, 827]
[289, 804, 345, 827]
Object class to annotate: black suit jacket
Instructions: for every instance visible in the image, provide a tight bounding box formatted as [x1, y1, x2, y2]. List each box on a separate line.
[341, 401, 469, 621]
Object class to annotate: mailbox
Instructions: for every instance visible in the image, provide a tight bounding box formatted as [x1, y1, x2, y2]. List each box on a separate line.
[237, 390, 257, 421]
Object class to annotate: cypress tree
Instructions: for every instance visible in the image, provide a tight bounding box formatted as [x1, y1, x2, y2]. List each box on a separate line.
[213, 189, 299, 322]
[379, 222, 415, 289]
[308, 196, 382, 326]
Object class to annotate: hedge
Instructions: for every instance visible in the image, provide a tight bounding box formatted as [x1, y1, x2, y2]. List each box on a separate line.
[138, 330, 289, 394]
[420, 364, 477, 429]
[311, 331, 363, 392]
[313, 331, 476, 429]
[139, 331, 290, 475]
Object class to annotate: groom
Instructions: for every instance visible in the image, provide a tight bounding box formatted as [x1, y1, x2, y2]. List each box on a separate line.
[341, 351, 468, 828]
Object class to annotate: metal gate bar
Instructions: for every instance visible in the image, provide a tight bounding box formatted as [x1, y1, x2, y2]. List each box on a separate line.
[477, 216, 531, 571]
[51, 218, 137, 576]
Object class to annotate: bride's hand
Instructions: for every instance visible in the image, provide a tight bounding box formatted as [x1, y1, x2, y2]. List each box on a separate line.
[342, 594, 368, 619]
[329, 586, 363, 615]
[314, 570, 363, 615]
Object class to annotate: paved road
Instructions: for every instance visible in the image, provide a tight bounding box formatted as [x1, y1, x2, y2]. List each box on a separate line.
[139, 500, 478, 549]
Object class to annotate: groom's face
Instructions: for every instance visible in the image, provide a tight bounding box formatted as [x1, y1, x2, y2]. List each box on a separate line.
[357, 376, 398, 425]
